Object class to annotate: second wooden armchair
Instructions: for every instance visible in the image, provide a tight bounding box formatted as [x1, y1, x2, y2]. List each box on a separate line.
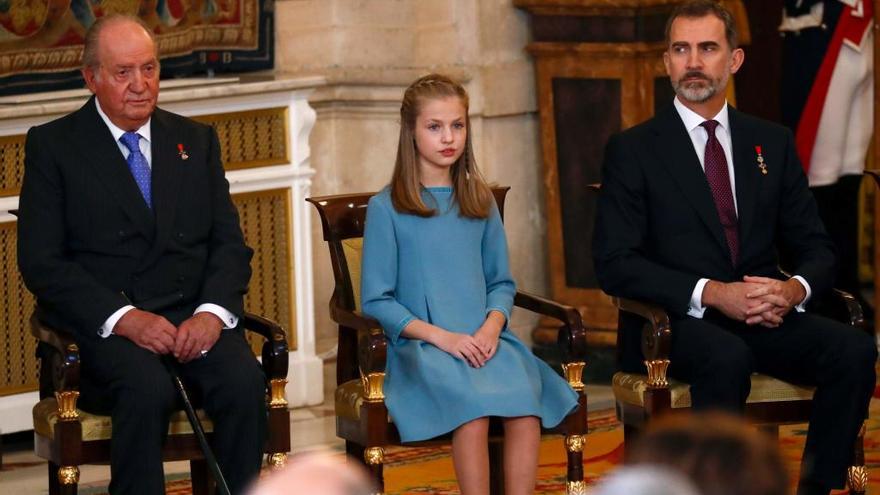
[307, 187, 590, 495]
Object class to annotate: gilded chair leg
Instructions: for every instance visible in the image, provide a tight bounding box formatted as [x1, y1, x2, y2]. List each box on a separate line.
[847, 421, 868, 495]
[643, 359, 672, 415]
[848, 466, 868, 495]
[364, 446, 385, 495]
[56, 464, 80, 495]
[266, 452, 288, 470]
[566, 435, 586, 494]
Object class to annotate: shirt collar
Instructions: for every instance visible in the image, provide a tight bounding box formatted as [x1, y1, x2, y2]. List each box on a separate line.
[95, 98, 151, 145]
[673, 96, 729, 134]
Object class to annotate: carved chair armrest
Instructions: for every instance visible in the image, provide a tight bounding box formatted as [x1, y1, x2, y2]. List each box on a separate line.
[330, 306, 383, 334]
[30, 314, 80, 394]
[514, 290, 588, 391]
[612, 297, 672, 388]
[808, 288, 868, 333]
[242, 312, 289, 381]
[514, 290, 587, 362]
[330, 306, 388, 401]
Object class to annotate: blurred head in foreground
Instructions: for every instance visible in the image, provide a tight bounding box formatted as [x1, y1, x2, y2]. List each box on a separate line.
[627, 412, 789, 495]
[247, 450, 375, 495]
[593, 465, 702, 495]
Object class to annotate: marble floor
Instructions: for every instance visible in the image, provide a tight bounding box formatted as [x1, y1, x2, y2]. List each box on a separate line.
[0, 352, 613, 493]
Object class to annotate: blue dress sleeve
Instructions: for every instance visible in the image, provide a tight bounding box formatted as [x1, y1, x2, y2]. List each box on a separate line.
[361, 196, 416, 344]
[482, 203, 516, 325]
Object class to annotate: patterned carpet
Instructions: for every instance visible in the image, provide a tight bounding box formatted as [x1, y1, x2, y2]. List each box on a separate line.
[69, 398, 880, 494]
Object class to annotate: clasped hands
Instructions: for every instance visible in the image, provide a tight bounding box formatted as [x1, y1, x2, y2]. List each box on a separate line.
[113, 309, 223, 362]
[435, 311, 506, 368]
[703, 275, 806, 328]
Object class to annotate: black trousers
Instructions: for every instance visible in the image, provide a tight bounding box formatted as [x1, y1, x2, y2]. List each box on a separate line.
[76, 328, 268, 495]
[621, 310, 876, 489]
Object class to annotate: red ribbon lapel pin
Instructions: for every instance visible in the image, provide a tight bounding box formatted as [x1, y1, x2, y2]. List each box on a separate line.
[755, 145, 767, 175]
[177, 143, 189, 161]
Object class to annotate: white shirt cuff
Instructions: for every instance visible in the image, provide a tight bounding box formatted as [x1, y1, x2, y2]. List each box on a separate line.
[100, 305, 135, 338]
[688, 278, 710, 318]
[195, 303, 239, 329]
[791, 275, 812, 312]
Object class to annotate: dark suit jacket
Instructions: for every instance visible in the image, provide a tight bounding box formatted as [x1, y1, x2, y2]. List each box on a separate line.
[17, 97, 253, 341]
[593, 103, 835, 322]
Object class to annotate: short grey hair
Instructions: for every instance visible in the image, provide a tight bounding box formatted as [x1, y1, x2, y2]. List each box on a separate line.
[82, 14, 157, 70]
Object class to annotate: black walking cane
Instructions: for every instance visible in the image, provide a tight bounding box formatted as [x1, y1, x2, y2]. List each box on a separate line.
[162, 355, 233, 495]
[135, 293, 232, 495]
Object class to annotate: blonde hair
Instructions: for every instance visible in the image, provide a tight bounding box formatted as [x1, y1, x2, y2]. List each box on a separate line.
[391, 74, 493, 218]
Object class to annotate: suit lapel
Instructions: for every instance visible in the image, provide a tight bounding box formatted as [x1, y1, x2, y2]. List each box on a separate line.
[72, 97, 155, 238]
[137, 109, 182, 270]
[650, 105, 729, 257]
[729, 106, 760, 257]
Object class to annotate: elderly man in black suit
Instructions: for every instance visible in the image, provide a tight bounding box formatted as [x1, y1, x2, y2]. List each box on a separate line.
[18, 15, 266, 494]
[592, 2, 876, 494]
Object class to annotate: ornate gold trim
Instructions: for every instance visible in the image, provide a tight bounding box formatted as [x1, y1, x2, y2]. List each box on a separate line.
[565, 434, 585, 453]
[58, 465, 80, 485]
[55, 391, 80, 420]
[561, 361, 586, 391]
[644, 359, 670, 388]
[192, 108, 290, 171]
[266, 452, 288, 470]
[0, 133, 26, 197]
[567, 480, 588, 495]
[364, 446, 385, 465]
[232, 188, 296, 352]
[361, 371, 386, 402]
[847, 465, 868, 492]
[859, 420, 867, 438]
[268, 378, 289, 409]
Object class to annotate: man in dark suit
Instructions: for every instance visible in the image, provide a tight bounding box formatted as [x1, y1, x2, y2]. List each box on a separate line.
[17, 15, 266, 494]
[592, 2, 876, 494]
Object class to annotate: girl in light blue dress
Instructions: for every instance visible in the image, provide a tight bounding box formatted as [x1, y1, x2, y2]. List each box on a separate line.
[361, 74, 579, 495]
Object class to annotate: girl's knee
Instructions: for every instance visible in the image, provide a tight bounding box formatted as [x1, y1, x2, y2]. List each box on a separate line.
[503, 415, 540, 430]
[456, 417, 490, 434]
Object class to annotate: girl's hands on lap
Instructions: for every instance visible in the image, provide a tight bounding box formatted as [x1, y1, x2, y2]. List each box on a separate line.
[472, 311, 505, 363]
[436, 331, 489, 368]
[473, 326, 500, 362]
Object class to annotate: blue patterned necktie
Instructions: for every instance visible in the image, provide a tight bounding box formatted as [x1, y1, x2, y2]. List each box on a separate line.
[119, 131, 152, 209]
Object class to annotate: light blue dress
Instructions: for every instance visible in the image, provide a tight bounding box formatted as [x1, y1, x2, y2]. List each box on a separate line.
[361, 186, 579, 442]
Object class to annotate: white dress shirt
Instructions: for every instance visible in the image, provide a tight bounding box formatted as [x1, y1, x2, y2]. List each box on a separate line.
[95, 100, 238, 337]
[671, 98, 812, 318]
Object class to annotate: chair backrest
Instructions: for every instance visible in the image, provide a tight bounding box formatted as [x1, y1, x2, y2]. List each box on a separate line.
[307, 187, 510, 314]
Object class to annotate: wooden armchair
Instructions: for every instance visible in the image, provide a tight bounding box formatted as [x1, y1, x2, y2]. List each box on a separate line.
[31, 311, 291, 495]
[611, 291, 871, 494]
[306, 187, 589, 495]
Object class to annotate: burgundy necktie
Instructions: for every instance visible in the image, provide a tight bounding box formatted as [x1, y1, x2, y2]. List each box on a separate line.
[700, 120, 739, 265]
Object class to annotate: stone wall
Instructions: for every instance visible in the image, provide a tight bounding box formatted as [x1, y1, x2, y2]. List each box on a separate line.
[275, 0, 548, 345]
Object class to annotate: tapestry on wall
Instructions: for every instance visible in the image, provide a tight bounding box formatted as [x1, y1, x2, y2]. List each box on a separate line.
[0, 0, 274, 96]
